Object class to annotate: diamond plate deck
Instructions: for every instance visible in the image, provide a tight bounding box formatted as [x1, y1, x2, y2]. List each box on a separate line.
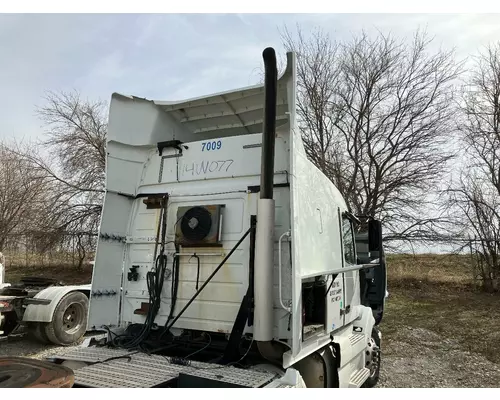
[52, 347, 276, 388]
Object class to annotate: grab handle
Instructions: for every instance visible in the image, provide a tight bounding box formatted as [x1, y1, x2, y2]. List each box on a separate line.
[278, 230, 291, 313]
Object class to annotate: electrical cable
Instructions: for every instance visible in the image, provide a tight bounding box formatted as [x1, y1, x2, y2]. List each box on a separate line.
[189, 254, 201, 290]
[161, 212, 189, 330]
[159, 226, 254, 340]
[167, 336, 255, 370]
[165, 251, 179, 327]
[87, 354, 133, 366]
[165, 210, 208, 328]
[184, 333, 212, 360]
[122, 211, 205, 346]
[102, 233, 256, 371]
[117, 253, 167, 349]
[110, 195, 170, 350]
[94, 334, 255, 372]
[106, 209, 254, 368]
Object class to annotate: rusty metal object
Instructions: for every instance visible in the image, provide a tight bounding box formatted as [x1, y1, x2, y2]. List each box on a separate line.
[0, 357, 74, 388]
[133, 302, 150, 315]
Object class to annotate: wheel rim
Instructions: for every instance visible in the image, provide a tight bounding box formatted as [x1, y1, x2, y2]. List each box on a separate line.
[366, 337, 380, 378]
[61, 303, 84, 335]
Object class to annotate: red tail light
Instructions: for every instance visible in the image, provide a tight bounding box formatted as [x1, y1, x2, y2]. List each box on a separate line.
[0, 301, 12, 311]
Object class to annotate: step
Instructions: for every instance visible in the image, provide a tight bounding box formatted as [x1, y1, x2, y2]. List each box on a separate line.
[348, 367, 370, 388]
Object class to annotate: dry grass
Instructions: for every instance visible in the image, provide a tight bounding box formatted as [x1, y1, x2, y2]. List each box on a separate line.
[3, 251, 93, 284]
[387, 253, 474, 287]
[385, 253, 500, 364]
[3, 251, 94, 269]
[5, 264, 93, 286]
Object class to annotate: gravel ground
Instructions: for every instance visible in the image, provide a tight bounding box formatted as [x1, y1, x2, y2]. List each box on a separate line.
[379, 326, 500, 388]
[0, 332, 101, 360]
[2, 326, 500, 387]
[0, 337, 73, 360]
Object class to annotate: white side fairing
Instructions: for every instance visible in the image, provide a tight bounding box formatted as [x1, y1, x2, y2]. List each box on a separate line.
[281, 53, 351, 366]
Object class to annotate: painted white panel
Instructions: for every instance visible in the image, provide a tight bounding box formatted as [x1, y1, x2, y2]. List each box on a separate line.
[158, 133, 289, 183]
[122, 194, 252, 334]
[326, 275, 344, 332]
[107, 94, 195, 146]
[287, 50, 349, 359]
[88, 192, 134, 329]
[290, 151, 346, 277]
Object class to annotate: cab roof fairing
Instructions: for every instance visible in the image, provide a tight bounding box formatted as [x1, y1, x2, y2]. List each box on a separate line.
[106, 52, 296, 147]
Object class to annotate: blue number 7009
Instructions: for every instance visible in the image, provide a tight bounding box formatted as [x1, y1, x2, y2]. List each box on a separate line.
[202, 140, 222, 151]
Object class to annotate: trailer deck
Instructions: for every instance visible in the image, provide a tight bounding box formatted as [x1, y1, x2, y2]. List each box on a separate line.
[49, 347, 278, 388]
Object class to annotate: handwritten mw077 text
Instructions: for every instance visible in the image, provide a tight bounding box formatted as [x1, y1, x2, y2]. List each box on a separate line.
[182, 159, 234, 177]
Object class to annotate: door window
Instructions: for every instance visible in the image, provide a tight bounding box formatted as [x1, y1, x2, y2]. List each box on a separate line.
[342, 216, 356, 265]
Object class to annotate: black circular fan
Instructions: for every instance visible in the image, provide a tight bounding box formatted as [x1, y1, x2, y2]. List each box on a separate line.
[180, 206, 213, 242]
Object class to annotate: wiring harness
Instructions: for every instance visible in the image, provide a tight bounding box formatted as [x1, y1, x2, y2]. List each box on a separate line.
[110, 195, 170, 351]
[107, 198, 254, 364]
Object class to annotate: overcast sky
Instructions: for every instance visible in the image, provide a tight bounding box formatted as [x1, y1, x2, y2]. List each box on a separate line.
[0, 13, 499, 141]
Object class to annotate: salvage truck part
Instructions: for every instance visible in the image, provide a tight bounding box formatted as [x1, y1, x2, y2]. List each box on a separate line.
[0, 357, 75, 388]
[41, 47, 387, 388]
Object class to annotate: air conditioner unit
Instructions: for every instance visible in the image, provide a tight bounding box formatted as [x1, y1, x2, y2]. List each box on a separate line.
[175, 205, 224, 247]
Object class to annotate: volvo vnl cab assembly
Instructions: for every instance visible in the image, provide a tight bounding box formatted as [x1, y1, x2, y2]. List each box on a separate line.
[43, 47, 387, 388]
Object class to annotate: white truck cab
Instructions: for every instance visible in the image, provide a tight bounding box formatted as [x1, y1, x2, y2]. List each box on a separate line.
[45, 47, 387, 389]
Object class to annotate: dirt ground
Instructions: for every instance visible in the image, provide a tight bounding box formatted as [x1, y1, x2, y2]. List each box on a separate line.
[378, 286, 500, 387]
[378, 254, 500, 388]
[379, 325, 500, 388]
[0, 337, 80, 360]
[2, 255, 500, 388]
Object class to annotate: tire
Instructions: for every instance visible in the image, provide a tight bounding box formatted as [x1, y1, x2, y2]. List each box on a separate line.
[362, 327, 381, 388]
[44, 291, 88, 346]
[28, 322, 50, 344]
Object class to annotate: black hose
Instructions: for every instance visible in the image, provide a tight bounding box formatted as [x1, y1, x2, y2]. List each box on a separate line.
[159, 226, 254, 339]
[166, 252, 179, 326]
[261, 47, 278, 200]
[190, 254, 201, 290]
[111, 195, 169, 350]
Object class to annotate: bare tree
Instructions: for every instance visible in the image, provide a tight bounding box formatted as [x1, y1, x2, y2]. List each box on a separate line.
[24, 91, 106, 239]
[37, 90, 106, 194]
[281, 25, 342, 172]
[6, 91, 107, 266]
[446, 43, 500, 291]
[282, 27, 462, 242]
[0, 143, 52, 250]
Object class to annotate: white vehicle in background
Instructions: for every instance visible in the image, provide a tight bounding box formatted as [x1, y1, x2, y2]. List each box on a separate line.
[0, 253, 90, 345]
[40, 47, 387, 388]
